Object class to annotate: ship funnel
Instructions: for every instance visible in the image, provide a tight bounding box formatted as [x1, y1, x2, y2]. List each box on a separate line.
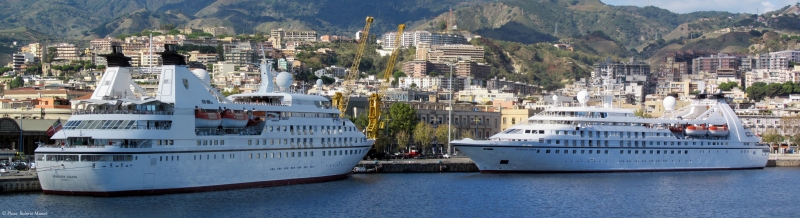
[101, 45, 132, 67]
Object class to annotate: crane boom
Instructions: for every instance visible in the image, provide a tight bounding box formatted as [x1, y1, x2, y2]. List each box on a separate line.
[333, 16, 374, 118]
[366, 24, 405, 139]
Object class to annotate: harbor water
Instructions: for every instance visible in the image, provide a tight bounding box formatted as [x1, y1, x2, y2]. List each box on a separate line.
[2, 168, 800, 217]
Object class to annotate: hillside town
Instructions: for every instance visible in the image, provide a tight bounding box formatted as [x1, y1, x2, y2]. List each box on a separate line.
[2, 24, 800, 155]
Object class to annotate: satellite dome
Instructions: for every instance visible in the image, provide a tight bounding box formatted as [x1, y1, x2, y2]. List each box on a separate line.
[275, 72, 293, 91]
[191, 69, 210, 85]
[316, 79, 323, 88]
[663, 96, 676, 111]
[577, 90, 589, 105]
[552, 95, 558, 102]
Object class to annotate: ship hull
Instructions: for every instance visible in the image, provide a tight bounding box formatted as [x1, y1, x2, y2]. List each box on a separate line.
[36, 146, 369, 196]
[455, 142, 770, 173]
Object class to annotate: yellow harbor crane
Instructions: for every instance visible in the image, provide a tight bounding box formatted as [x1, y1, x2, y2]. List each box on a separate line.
[332, 16, 374, 118]
[366, 24, 405, 139]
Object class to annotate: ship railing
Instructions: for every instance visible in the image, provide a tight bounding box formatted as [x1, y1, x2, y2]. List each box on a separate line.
[72, 109, 174, 115]
[38, 144, 108, 148]
[230, 102, 290, 107]
[39, 143, 152, 149]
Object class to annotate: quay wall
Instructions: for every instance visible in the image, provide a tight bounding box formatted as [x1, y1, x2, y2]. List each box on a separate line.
[357, 162, 479, 173]
[767, 159, 800, 167]
[0, 177, 41, 193]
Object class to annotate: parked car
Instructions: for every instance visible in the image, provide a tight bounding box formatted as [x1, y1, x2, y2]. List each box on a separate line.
[13, 162, 29, 171]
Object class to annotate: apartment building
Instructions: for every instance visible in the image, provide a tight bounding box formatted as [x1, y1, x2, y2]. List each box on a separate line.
[691, 53, 741, 74]
[427, 44, 484, 62]
[49, 43, 80, 61]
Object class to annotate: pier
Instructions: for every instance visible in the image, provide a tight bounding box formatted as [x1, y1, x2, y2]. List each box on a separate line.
[0, 171, 41, 193]
[356, 157, 479, 173]
[766, 154, 800, 167]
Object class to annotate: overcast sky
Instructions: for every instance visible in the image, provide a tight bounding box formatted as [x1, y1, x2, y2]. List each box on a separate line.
[600, 0, 798, 14]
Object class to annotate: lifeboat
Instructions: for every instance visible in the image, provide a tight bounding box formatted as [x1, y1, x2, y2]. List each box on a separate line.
[195, 110, 222, 128]
[708, 125, 729, 136]
[685, 124, 708, 136]
[221, 110, 248, 128]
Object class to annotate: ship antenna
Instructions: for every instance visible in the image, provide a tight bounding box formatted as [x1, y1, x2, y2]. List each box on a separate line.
[258, 43, 274, 93]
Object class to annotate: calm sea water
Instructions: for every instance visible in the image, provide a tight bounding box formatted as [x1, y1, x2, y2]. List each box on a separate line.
[3, 168, 800, 217]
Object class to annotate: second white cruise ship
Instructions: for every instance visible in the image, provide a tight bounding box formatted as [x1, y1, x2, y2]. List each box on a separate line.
[453, 91, 770, 173]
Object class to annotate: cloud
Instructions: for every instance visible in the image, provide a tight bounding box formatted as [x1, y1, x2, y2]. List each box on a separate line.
[600, 0, 796, 14]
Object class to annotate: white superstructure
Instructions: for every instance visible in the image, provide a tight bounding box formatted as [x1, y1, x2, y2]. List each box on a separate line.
[34, 45, 372, 196]
[453, 91, 770, 173]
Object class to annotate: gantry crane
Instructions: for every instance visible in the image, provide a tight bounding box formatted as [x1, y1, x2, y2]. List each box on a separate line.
[332, 17, 374, 118]
[366, 24, 405, 139]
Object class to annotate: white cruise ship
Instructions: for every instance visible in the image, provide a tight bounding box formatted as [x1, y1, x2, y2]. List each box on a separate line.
[34, 45, 372, 196]
[453, 91, 770, 173]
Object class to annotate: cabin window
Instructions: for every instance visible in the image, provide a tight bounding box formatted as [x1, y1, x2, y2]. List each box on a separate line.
[556, 150, 560, 154]
[546, 150, 551, 153]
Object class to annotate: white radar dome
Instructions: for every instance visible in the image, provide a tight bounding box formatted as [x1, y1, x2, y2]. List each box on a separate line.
[577, 90, 589, 105]
[552, 95, 558, 102]
[191, 69, 210, 85]
[276, 72, 293, 91]
[663, 96, 676, 111]
[316, 79, 323, 88]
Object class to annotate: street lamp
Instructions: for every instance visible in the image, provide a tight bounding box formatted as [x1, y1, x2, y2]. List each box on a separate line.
[447, 63, 454, 155]
[384, 118, 391, 154]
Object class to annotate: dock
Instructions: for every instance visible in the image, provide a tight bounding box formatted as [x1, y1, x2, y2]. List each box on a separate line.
[0, 171, 41, 193]
[767, 154, 800, 167]
[356, 157, 479, 173]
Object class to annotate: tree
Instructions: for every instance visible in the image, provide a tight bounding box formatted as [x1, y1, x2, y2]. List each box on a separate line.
[434, 124, 450, 154]
[216, 44, 225, 61]
[395, 130, 410, 153]
[307, 74, 319, 83]
[429, 71, 438, 77]
[9, 76, 24, 89]
[762, 129, 785, 153]
[392, 71, 406, 80]
[409, 83, 417, 90]
[387, 102, 418, 136]
[320, 76, 335, 85]
[747, 82, 768, 101]
[766, 82, 784, 97]
[97, 65, 106, 70]
[351, 113, 369, 132]
[460, 130, 474, 140]
[718, 81, 738, 91]
[46, 47, 57, 63]
[413, 122, 434, 154]
[374, 133, 390, 155]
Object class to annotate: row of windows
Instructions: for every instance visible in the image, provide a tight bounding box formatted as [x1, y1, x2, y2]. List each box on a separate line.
[63, 120, 172, 130]
[538, 149, 691, 154]
[194, 154, 234, 160]
[198, 140, 225, 146]
[39, 149, 364, 162]
[544, 139, 730, 147]
[247, 138, 364, 146]
[38, 154, 136, 162]
[245, 149, 365, 159]
[265, 125, 355, 135]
